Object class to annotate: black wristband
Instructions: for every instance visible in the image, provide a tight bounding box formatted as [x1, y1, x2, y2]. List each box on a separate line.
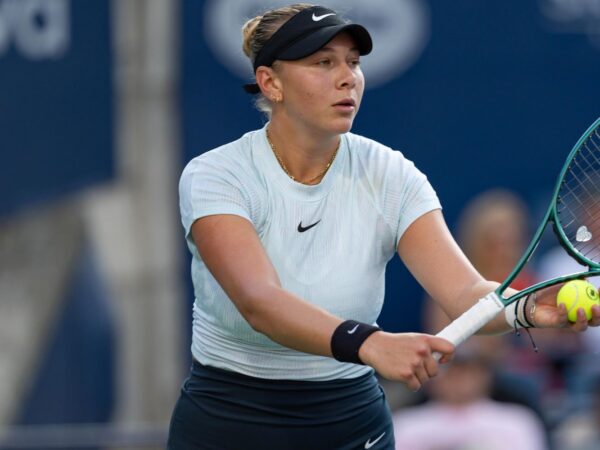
[330, 320, 381, 365]
[514, 297, 529, 329]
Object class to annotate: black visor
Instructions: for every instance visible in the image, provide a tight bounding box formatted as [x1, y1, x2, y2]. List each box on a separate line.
[244, 6, 372, 94]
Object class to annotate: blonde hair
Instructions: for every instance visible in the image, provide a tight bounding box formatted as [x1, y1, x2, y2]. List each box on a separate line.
[241, 3, 314, 116]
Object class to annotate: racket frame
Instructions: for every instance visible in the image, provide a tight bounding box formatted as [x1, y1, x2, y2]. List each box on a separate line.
[497, 117, 600, 306]
[436, 117, 600, 348]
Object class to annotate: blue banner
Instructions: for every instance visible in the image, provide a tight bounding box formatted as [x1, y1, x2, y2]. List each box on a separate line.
[182, 0, 600, 331]
[0, 0, 113, 217]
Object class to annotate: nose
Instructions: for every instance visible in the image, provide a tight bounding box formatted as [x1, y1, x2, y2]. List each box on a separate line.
[337, 63, 358, 90]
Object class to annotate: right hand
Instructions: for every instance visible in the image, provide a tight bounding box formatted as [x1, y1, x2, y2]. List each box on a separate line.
[358, 331, 455, 391]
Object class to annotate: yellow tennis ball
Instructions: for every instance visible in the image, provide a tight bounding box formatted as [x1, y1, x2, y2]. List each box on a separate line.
[557, 280, 600, 322]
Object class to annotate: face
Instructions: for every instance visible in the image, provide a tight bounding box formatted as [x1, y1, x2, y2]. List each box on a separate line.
[474, 205, 526, 268]
[271, 32, 365, 135]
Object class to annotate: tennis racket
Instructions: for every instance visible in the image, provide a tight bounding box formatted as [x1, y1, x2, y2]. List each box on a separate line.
[436, 117, 600, 348]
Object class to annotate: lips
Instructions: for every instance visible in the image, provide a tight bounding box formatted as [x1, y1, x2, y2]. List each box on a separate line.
[333, 98, 356, 107]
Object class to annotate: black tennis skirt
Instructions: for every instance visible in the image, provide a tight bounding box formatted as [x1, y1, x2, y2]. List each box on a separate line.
[167, 359, 394, 450]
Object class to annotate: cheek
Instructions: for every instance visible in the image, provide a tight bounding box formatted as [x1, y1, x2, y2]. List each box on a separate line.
[286, 74, 319, 98]
[294, 81, 329, 109]
[356, 73, 365, 96]
[290, 91, 318, 116]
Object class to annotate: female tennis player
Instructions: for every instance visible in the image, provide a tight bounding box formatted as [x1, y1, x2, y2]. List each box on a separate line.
[167, 4, 600, 449]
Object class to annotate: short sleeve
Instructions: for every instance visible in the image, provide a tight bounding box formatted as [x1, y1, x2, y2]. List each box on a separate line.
[179, 153, 254, 240]
[393, 156, 441, 245]
[377, 148, 441, 248]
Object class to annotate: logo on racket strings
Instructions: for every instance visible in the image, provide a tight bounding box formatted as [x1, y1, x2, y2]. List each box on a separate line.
[576, 225, 592, 242]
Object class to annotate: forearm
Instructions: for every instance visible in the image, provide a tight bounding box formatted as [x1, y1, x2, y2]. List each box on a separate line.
[239, 284, 343, 357]
[441, 279, 515, 335]
[239, 285, 458, 391]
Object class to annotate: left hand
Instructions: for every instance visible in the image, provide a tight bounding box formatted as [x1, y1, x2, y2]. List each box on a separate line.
[530, 285, 600, 331]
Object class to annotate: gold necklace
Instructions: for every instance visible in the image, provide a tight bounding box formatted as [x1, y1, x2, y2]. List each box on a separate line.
[266, 128, 339, 185]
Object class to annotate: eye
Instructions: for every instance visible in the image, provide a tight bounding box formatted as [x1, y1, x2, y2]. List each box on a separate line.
[317, 59, 331, 66]
[350, 59, 361, 67]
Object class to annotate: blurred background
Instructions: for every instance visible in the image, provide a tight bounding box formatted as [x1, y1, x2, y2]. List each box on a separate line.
[0, 0, 599, 449]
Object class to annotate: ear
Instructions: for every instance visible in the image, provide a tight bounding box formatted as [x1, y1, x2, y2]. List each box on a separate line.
[256, 66, 283, 103]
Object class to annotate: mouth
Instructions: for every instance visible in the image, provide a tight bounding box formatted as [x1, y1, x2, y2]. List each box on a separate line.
[333, 99, 357, 114]
[333, 98, 356, 108]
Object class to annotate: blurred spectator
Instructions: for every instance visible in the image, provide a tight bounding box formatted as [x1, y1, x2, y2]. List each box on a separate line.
[455, 189, 534, 290]
[423, 190, 562, 418]
[392, 342, 547, 450]
[553, 376, 600, 450]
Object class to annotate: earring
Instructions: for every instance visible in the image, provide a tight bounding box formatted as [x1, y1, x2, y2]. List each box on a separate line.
[272, 96, 281, 103]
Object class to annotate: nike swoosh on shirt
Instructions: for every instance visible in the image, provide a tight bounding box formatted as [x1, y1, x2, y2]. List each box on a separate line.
[365, 432, 386, 449]
[312, 12, 336, 21]
[297, 220, 321, 232]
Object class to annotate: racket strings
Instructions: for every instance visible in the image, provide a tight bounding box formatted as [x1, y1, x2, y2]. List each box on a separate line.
[560, 139, 600, 201]
[559, 163, 600, 224]
[556, 125, 600, 264]
[561, 137, 600, 196]
[557, 187, 600, 228]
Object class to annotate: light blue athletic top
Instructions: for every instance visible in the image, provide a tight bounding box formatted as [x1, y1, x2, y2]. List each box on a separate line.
[179, 124, 441, 380]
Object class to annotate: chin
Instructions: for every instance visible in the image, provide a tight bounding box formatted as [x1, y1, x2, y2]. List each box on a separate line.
[331, 117, 355, 134]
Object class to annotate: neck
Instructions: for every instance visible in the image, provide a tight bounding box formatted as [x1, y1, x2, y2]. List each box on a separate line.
[267, 118, 341, 185]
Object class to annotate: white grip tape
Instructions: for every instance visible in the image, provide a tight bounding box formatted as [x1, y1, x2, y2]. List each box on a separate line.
[434, 292, 504, 357]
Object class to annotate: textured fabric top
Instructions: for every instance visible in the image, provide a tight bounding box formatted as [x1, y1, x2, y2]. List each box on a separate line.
[179, 124, 441, 380]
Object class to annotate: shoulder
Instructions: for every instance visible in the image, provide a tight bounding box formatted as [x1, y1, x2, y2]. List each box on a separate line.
[178, 130, 266, 229]
[183, 130, 257, 176]
[178, 130, 267, 216]
[344, 132, 415, 176]
[345, 132, 404, 161]
[343, 132, 427, 189]
[180, 130, 265, 194]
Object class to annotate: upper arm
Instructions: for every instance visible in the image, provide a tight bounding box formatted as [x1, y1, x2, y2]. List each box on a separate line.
[397, 210, 485, 318]
[179, 150, 264, 247]
[191, 214, 281, 320]
[191, 214, 346, 352]
[179, 153, 276, 320]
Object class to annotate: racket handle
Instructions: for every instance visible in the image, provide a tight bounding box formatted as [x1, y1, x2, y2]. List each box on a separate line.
[433, 292, 504, 361]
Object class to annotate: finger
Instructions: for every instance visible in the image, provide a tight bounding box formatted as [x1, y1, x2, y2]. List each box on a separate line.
[424, 354, 440, 378]
[438, 352, 454, 364]
[428, 336, 455, 356]
[405, 374, 422, 392]
[414, 363, 430, 387]
[556, 303, 569, 327]
[570, 308, 589, 332]
[590, 305, 600, 327]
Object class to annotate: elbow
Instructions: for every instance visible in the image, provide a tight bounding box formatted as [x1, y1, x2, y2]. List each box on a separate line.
[244, 309, 269, 335]
[234, 283, 279, 335]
